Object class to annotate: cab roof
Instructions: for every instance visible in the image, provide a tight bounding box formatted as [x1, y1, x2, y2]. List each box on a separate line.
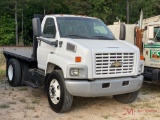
[45, 14, 98, 19]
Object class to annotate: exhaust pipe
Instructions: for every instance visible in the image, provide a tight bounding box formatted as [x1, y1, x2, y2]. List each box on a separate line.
[139, 9, 143, 29]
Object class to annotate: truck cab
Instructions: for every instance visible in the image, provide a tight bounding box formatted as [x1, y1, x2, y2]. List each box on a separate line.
[3, 14, 144, 113]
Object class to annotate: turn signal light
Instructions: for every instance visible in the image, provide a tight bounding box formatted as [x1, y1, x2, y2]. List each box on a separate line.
[75, 57, 81, 62]
[140, 55, 144, 60]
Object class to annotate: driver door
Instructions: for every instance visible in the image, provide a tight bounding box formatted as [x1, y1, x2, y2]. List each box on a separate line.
[37, 17, 57, 70]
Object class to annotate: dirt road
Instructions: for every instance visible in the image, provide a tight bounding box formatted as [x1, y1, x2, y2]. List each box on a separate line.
[0, 77, 160, 120]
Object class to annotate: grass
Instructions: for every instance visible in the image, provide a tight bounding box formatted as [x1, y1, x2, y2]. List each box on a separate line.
[142, 83, 160, 93]
[8, 101, 16, 104]
[136, 97, 142, 102]
[0, 52, 6, 80]
[154, 114, 160, 117]
[18, 87, 28, 91]
[129, 104, 139, 108]
[32, 99, 40, 104]
[0, 52, 6, 65]
[140, 87, 151, 95]
[0, 104, 10, 109]
[140, 103, 155, 109]
[0, 69, 5, 76]
[19, 98, 26, 103]
[130, 102, 155, 109]
[34, 115, 39, 118]
[25, 105, 35, 110]
[102, 115, 109, 119]
[32, 91, 41, 98]
[0, 69, 5, 80]
[8, 91, 12, 96]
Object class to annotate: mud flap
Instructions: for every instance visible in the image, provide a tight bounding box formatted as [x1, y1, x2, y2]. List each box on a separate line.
[152, 69, 160, 83]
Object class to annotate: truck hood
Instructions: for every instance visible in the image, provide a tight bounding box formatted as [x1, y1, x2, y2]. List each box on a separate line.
[74, 39, 138, 52]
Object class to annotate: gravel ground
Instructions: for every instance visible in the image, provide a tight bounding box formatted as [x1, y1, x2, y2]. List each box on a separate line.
[0, 77, 160, 120]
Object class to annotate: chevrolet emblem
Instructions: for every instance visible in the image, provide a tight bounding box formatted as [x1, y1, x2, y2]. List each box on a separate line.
[111, 61, 122, 67]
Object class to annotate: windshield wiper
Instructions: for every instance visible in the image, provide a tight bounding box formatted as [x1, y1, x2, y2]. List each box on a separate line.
[64, 34, 90, 39]
[92, 36, 115, 40]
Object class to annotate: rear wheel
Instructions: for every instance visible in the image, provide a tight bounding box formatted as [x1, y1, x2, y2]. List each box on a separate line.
[113, 90, 139, 104]
[7, 58, 21, 87]
[47, 70, 73, 113]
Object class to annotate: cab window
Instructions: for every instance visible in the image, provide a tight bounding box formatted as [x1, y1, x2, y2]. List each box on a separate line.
[154, 27, 160, 41]
[42, 18, 56, 38]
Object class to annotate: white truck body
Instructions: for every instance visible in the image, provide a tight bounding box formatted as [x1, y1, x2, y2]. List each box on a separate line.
[36, 15, 143, 97]
[4, 14, 144, 112]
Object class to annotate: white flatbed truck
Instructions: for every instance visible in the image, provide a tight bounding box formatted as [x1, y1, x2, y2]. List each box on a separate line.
[3, 14, 144, 113]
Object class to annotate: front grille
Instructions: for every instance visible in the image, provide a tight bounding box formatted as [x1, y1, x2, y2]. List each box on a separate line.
[95, 53, 134, 75]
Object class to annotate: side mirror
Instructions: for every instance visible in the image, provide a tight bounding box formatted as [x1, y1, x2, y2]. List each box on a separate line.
[119, 23, 126, 40]
[148, 26, 154, 39]
[148, 40, 155, 45]
[32, 18, 41, 37]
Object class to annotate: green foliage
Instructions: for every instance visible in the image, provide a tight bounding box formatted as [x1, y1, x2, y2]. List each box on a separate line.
[65, 0, 112, 22]
[65, 0, 91, 15]
[0, 104, 10, 109]
[0, 0, 159, 46]
[0, 15, 15, 45]
[130, 0, 160, 23]
[90, 0, 112, 22]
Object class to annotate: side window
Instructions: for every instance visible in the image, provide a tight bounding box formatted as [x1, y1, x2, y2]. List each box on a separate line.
[154, 27, 160, 41]
[42, 18, 56, 38]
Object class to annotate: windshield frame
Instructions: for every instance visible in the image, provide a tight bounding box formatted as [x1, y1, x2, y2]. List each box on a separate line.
[56, 16, 116, 40]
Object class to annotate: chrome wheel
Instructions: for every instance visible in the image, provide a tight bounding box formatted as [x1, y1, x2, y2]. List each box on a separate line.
[49, 79, 60, 104]
[8, 65, 13, 81]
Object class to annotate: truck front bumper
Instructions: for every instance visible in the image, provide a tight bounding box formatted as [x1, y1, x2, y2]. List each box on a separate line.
[65, 75, 143, 97]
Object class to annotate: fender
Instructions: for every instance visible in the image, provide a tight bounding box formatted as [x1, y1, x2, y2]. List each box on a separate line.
[45, 53, 73, 78]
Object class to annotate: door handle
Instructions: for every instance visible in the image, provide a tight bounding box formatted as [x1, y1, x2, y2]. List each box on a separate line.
[38, 40, 41, 46]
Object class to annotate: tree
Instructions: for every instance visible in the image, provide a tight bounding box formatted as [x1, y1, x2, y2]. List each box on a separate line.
[0, 15, 15, 45]
[90, 0, 112, 23]
[0, 0, 159, 46]
[65, 0, 112, 23]
[65, 0, 91, 15]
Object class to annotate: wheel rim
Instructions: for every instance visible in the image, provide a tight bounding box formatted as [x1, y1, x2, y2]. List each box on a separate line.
[49, 79, 60, 104]
[8, 65, 13, 81]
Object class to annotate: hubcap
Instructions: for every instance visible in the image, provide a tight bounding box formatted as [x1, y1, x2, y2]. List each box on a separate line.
[8, 65, 13, 81]
[49, 79, 60, 104]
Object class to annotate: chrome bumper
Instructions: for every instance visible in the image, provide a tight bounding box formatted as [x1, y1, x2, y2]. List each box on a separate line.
[65, 75, 143, 97]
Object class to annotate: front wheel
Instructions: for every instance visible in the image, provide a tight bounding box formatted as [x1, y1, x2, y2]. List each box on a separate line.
[46, 70, 73, 113]
[113, 90, 139, 104]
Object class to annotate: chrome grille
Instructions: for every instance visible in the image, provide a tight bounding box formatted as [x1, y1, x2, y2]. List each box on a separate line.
[95, 53, 134, 75]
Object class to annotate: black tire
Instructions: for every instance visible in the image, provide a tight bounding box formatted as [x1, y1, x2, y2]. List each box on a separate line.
[113, 90, 139, 104]
[7, 58, 21, 87]
[46, 70, 73, 113]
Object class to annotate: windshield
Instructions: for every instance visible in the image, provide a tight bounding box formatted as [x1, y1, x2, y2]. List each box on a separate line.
[57, 17, 116, 40]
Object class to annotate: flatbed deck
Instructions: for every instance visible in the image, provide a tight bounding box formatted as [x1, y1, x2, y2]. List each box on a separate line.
[3, 49, 36, 62]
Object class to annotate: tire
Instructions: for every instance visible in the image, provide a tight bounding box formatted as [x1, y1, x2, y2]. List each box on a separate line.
[46, 70, 73, 113]
[113, 90, 139, 104]
[7, 58, 21, 87]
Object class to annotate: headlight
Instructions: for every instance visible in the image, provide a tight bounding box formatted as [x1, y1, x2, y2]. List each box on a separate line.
[139, 60, 144, 74]
[70, 68, 79, 76]
[67, 65, 88, 78]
